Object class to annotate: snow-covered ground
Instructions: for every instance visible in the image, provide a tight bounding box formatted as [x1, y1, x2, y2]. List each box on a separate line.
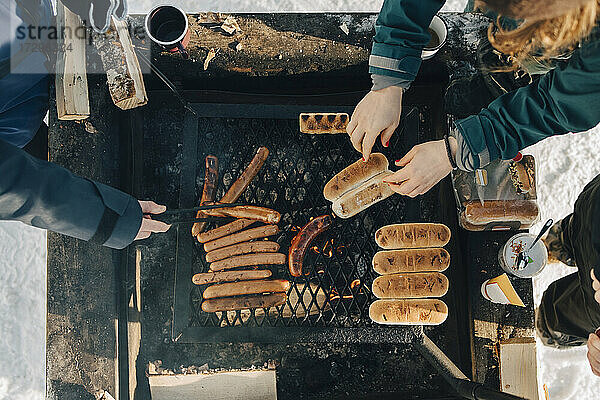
[1, 1, 599, 399]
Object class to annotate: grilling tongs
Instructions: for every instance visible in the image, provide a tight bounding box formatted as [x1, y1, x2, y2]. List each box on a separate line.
[145, 203, 246, 226]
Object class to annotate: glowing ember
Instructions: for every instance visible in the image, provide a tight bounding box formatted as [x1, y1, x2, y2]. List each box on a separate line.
[329, 288, 354, 301]
[350, 279, 361, 289]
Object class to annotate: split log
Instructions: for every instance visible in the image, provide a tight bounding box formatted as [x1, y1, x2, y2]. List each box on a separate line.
[55, 2, 90, 120]
[94, 17, 147, 110]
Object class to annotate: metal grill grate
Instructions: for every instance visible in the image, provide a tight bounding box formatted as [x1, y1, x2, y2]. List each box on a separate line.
[172, 102, 440, 343]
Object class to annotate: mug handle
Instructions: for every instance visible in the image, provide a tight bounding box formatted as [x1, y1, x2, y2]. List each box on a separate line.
[177, 43, 189, 60]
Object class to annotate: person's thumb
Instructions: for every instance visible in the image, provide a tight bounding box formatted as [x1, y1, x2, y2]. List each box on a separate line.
[396, 147, 416, 167]
[139, 200, 167, 215]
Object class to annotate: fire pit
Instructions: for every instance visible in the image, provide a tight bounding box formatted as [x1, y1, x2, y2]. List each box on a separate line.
[171, 97, 455, 344]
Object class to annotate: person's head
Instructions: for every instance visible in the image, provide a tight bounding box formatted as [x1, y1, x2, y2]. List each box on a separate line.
[475, 0, 599, 64]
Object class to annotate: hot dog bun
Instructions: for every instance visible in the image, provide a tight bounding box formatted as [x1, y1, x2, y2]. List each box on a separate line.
[372, 248, 450, 274]
[463, 200, 539, 225]
[372, 272, 449, 299]
[369, 299, 448, 325]
[324, 153, 389, 202]
[375, 223, 451, 249]
[331, 171, 395, 219]
[299, 113, 349, 134]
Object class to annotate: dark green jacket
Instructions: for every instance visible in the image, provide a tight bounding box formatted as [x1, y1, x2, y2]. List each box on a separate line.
[370, 0, 600, 168]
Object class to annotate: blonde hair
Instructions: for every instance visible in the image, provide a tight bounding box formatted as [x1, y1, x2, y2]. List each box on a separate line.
[482, 0, 599, 65]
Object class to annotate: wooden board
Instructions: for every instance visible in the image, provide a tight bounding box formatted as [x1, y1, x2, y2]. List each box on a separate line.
[55, 2, 90, 120]
[499, 337, 539, 400]
[149, 370, 277, 400]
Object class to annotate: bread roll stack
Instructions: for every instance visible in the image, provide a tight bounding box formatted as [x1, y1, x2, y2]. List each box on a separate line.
[369, 223, 451, 326]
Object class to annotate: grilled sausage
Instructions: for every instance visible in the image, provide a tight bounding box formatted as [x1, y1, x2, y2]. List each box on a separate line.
[203, 204, 281, 224]
[197, 219, 255, 244]
[201, 292, 287, 313]
[369, 299, 448, 325]
[192, 269, 272, 285]
[288, 215, 333, 277]
[372, 248, 450, 274]
[209, 253, 286, 271]
[371, 272, 449, 299]
[202, 279, 290, 299]
[204, 225, 280, 253]
[220, 146, 269, 203]
[205, 241, 280, 263]
[375, 223, 451, 249]
[191, 155, 218, 237]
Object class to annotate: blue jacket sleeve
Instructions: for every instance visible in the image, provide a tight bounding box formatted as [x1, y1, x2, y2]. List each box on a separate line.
[369, 0, 445, 81]
[454, 37, 600, 168]
[0, 138, 142, 249]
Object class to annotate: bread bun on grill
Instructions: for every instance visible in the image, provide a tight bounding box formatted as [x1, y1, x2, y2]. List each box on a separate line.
[324, 153, 394, 218]
[369, 299, 448, 325]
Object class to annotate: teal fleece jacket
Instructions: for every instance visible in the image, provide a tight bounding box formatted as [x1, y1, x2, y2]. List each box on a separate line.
[370, 0, 600, 168]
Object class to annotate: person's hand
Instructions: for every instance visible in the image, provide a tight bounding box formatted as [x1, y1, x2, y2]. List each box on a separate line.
[588, 331, 600, 377]
[347, 86, 403, 161]
[383, 138, 457, 198]
[135, 200, 170, 240]
[592, 269, 600, 304]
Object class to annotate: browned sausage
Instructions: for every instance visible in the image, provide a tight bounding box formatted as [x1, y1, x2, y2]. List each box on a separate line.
[191, 155, 218, 237]
[209, 253, 286, 271]
[201, 292, 286, 313]
[203, 204, 281, 224]
[220, 147, 269, 203]
[203, 279, 290, 299]
[288, 215, 333, 277]
[205, 241, 280, 263]
[204, 225, 280, 252]
[197, 219, 255, 244]
[192, 269, 272, 286]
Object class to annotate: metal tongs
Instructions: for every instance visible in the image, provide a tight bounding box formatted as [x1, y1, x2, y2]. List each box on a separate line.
[145, 203, 246, 226]
[515, 218, 553, 270]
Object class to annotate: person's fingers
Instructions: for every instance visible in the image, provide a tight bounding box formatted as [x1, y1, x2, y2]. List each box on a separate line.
[595, 290, 600, 305]
[350, 129, 366, 154]
[391, 179, 419, 197]
[136, 231, 151, 240]
[592, 269, 598, 283]
[347, 115, 358, 136]
[588, 333, 600, 352]
[388, 182, 404, 195]
[380, 125, 395, 148]
[139, 200, 167, 215]
[362, 131, 378, 162]
[406, 186, 424, 198]
[141, 218, 171, 233]
[384, 167, 411, 185]
[396, 146, 417, 167]
[587, 338, 600, 375]
[593, 278, 600, 292]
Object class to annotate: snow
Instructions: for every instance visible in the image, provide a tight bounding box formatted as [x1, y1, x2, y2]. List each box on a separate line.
[1, 1, 599, 399]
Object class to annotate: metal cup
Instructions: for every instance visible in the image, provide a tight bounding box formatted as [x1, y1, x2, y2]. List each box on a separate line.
[145, 5, 190, 59]
[421, 15, 447, 60]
